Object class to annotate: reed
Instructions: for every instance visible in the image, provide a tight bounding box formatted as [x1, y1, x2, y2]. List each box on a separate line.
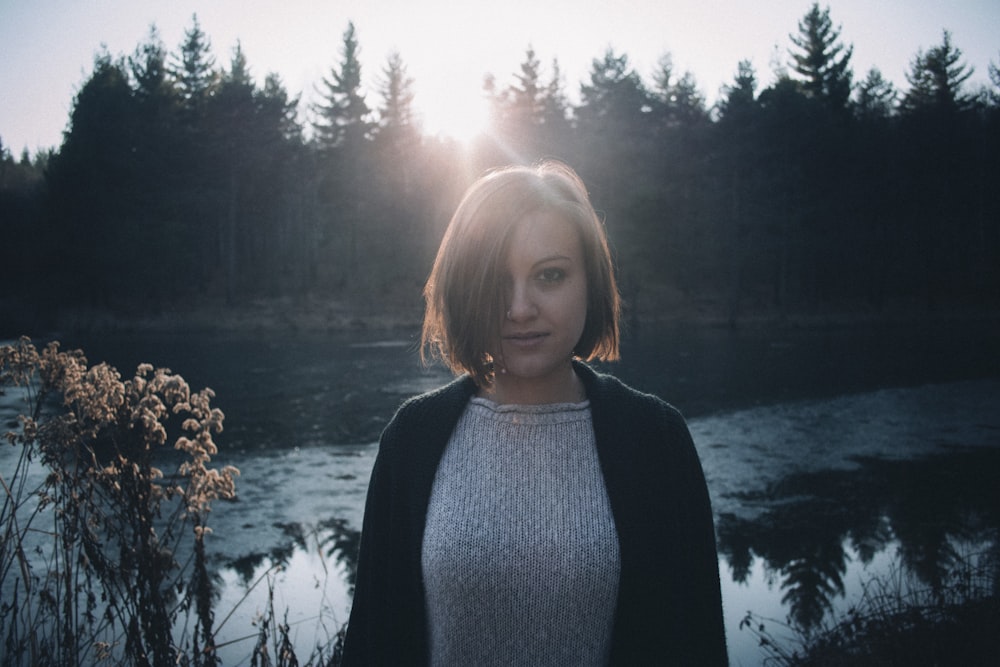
[1, 337, 242, 666]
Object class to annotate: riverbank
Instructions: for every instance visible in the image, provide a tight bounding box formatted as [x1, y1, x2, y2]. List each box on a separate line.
[1, 294, 424, 338]
[5, 292, 1000, 339]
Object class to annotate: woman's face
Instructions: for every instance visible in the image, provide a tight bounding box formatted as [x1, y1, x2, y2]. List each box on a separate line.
[491, 211, 588, 402]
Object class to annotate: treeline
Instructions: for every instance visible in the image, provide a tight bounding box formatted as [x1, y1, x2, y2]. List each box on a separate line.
[2, 4, 999, 327]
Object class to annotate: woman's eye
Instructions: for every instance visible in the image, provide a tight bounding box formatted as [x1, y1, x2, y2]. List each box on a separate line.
[538, 267, 565, 283]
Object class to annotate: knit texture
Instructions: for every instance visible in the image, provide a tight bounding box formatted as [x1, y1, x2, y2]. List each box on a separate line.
[341, 361, 728, 666]
[421, 397, 620, 666]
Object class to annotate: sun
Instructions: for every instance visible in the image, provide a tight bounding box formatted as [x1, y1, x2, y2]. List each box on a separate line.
[418, 87, 491, 145]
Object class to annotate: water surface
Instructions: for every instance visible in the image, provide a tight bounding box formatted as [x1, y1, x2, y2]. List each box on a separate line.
[4, 319, 998, 665]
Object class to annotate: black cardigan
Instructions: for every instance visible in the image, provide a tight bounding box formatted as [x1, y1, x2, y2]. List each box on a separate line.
[342, 361, 727, 665]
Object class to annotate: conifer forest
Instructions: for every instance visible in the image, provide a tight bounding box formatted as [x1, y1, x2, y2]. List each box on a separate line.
[2, 5, 999, 330]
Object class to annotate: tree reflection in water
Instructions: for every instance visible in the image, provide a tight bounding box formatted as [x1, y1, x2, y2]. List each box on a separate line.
[717, 447, 1000, 632]
[225, 518, 361, 593]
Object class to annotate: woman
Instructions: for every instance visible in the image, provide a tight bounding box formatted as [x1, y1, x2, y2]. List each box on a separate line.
[342, 161, 727, 665]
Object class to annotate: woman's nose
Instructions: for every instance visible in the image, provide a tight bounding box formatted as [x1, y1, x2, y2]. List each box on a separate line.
[506, 284, 538, 322]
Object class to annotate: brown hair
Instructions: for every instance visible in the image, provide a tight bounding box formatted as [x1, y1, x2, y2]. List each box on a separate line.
[421, 160, 620, 386]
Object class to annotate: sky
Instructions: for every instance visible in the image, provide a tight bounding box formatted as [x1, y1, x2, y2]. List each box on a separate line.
[1, 0, 998, 154]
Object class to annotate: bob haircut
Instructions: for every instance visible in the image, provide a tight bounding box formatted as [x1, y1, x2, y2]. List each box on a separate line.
[421, 160, 620, 386]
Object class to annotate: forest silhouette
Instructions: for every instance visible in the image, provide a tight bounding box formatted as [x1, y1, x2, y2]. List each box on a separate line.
[1, 4, 999, 332]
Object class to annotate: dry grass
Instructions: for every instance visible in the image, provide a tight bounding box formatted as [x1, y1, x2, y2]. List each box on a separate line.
[741, 548, 999, 666]
[1, 337, 344, 666]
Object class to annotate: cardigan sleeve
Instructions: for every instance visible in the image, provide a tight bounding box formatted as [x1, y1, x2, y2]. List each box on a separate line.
[341, 404, 432, 666]
[341, 377, 474, 666]
[340, 422, 394, 666]
[581, 363, 728, 666]
[660, 405, 729, 667]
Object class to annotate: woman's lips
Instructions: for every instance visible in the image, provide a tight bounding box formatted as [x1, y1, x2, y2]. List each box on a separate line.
[503, 332, 548, 347]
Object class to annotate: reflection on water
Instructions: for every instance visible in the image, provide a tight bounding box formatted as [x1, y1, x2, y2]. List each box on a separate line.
[210, 519, 361, 666]
[203, 443, 373, 663]
[226, 519, 360, 594]
[690, 377, 1000, 664]
[210, 522, 357, 666]
[717, 448, 1000, 632]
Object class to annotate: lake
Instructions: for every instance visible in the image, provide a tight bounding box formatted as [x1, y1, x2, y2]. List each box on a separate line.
[4, 317, 999, 665]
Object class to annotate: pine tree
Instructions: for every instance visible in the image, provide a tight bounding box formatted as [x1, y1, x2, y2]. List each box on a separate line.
[130, 25, 172, 105]
[989, 56, 1000, 105]
[717, 60, 758, 121]
[369, 51, 425, 279]
[901, 30, 974, 115]
[210, 42, 257, 302]
[651, 53, 708, 128]
[574, 48, 656, 290]
[540, 58, 571, 130]
[898, 31, 979, 307]
[0, 137, 47, 303]
[224, 41, 253, 89]
[313, 21, 372, 149]
[47, 51, 142, 306]
[199, 42, 306, 302]
[510, 47, 545, 123]
[788, 3, 853, 111]
[480, 48, 571, 162]
[715, 60, 763, 323]
[491, 47, 545, 158]
[311, 22, 375, 287]
[261, 73, 302, 142]
[373, 51, 419, 196]
[128, 25, 179, 183]
[854, 68, 896, 120]
[578, 48, 650, 124]
[375, 51, 418, 143]
[170, 14, 218, 116]
[850, 67, 900, 310]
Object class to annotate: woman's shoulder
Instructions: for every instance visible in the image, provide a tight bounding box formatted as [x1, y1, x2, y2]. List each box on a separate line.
[395, 374, 475, 417]
[575, 361, 684, 422]
[380, 374, 476, 444]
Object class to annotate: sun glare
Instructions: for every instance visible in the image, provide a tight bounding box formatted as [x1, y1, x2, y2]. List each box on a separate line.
[419, 90, 490, 144]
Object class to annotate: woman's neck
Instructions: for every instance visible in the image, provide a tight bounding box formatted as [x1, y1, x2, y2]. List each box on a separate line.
[478, 364, 585, 405]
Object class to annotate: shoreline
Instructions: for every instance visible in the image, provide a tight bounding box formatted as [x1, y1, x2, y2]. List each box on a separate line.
[4, 293, 1000, 339]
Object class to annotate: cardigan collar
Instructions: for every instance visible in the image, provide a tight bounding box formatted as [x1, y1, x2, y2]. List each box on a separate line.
[446, 359, 606, 405]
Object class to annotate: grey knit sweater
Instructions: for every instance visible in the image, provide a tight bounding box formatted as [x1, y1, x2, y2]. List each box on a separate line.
[421, 397, 620, 666]
[342, 361, 728, 666]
